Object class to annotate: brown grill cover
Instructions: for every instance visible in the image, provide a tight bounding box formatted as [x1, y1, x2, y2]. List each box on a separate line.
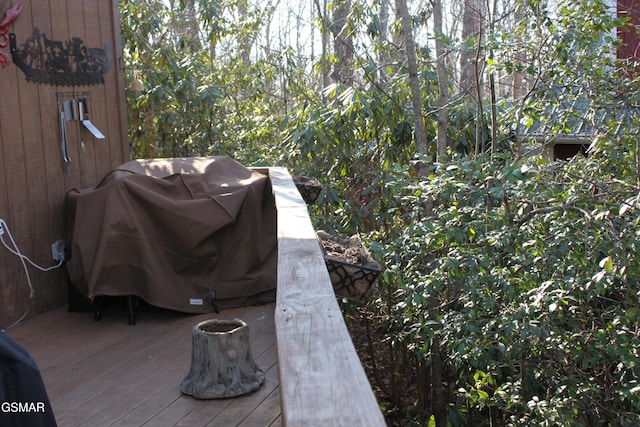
[65, 156, 277, 313]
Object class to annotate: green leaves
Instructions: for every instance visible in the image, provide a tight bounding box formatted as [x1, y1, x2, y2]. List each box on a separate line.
[370, 153, 640, 425]
[120, 0, 301, 163]
[118, 1, 640, 422]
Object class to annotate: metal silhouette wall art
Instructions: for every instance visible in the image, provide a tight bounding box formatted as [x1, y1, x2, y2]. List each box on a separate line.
[10, 27, 111, 85]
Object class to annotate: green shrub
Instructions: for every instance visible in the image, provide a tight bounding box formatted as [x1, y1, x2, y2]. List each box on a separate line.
[368, 154, 640, 426]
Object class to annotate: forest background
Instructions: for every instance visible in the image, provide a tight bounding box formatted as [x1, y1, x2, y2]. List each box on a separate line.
[119, 0, 640, 425]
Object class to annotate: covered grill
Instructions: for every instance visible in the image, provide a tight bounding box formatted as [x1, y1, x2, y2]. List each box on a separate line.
[65, 156, 277, 314]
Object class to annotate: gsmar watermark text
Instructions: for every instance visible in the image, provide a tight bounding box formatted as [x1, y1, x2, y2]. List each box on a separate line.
[1, 401, 47, 413]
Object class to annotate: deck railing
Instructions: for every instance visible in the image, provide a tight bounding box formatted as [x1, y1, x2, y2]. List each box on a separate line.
[267, 167, 386, 426]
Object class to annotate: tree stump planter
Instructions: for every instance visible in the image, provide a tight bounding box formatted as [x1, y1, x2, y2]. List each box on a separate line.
[180, 319, 265, 399]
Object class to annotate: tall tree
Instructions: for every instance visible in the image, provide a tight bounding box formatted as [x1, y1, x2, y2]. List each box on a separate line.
[459, 0, 486, 156]
[459, 0, 483, 98]
[395, 0, 428, 175]
[433, 0, 449, 161]
[377, 0, 391, 76]
[330, 0, 354, 85]
[313, 0, 332, 90]
[511, 3, 528, 99]
[238, 0, 251, 67]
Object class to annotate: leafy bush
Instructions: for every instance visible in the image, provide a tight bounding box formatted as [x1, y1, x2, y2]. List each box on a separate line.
[366, 154, 640, 425]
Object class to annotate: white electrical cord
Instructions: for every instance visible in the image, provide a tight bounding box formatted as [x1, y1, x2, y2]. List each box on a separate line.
[0, 218, 64, 329]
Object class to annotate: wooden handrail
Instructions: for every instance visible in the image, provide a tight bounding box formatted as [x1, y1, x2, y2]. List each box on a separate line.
[268, 167, 386, 426]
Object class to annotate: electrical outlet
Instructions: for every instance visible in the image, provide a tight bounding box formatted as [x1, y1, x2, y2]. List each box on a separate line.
[51, 240, 65, 262]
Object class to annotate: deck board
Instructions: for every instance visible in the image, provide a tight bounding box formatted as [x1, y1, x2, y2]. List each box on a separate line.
[6, 302, 279, 426]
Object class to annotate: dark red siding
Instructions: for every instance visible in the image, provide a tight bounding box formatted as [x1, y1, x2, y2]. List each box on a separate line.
[618, 0, 640, 61]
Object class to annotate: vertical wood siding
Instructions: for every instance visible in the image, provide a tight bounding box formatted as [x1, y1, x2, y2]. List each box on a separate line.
[619, 0, 640, 61]
[0, 0, 128, 328]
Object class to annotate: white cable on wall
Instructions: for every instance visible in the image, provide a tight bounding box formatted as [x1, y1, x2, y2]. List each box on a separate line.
[0, 218, 64, 329]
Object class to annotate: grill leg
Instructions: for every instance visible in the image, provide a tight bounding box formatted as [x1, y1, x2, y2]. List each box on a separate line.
[126, 296, 136, 326]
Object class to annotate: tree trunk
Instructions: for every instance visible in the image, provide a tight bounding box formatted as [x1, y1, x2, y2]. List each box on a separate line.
[460, 0, 486, 157]
[238, 0, 251, 68]
[433, 0, 449, 161]
[378, 0, 390, 75]
[395, 0, 429, 177]
[330, 0, 354, 85]
[488, 0, 498, 155]
[512, 4, 527, 100]
[313, 0, 331, 92]
[459, 0, 482, 98]
[428, 290, 446, 427]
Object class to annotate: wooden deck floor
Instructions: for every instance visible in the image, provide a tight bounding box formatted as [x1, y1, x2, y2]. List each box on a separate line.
[5, 301, 280, 427]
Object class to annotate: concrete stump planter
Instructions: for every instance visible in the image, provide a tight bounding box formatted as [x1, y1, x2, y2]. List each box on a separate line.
[180, 319, 264, 399]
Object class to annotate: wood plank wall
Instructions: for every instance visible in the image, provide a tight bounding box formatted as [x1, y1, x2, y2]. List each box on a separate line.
[0, 0, 128, 328]
[618, 0, 640, 62]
